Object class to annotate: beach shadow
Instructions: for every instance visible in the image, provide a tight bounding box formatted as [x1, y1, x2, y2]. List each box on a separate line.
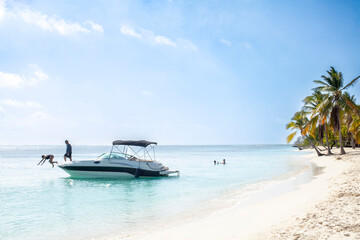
[312, 165, 325, 176]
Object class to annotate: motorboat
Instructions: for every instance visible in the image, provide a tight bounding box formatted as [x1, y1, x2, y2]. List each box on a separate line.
[58, 140, 179, 178]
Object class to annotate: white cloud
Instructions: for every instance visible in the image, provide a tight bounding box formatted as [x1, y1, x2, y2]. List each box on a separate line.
[0, 106, 6, 120]
[120, 25, 142, 39]
[1, 1, 103, 35]
[0, 64, 48, 88]
[0, 109, 54, 128]
[0, 72, 25, 88]
[219, 38, 232, 46]
[0, 97, 51, 128]
[26, 101, 42, 108]
[240, 41, 253, 49]
[219, 39, 253, 49]
[194, 123, 206, 129]
[155, 35, 177, 47]
[18, 8, 90, 35]
[0, 0, 5, 21]
[32, 111, 50, 120]
[0, 99, 42, 108]
[85, 20, 104, 33]
[178, 38, 198, 50]
[0, 99, 23, 107]
[141, 90, 154, 97]
[26, 64, 48, 85]
[120, 24, 197, 50]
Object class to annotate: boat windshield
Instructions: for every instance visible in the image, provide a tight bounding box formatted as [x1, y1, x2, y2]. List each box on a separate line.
[97, 153, 128, 160]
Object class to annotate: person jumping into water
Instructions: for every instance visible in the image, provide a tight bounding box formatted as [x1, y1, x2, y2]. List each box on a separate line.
[38, 155, 58, 167]
[64, 140, 72, 162]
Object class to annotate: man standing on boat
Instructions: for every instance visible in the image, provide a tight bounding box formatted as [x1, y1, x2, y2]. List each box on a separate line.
[64, 140, 72, 162]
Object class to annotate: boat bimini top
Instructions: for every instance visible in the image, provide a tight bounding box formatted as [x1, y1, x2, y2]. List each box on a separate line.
[110, 140, 158, 162]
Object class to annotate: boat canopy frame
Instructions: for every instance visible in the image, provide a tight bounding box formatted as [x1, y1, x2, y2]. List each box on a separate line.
[112, 140, 157, 147]
[110, 140, 157, 161]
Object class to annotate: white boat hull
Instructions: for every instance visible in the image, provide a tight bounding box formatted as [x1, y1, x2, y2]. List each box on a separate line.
[58, 159, 177, 178]
[60, 168, 135, 178]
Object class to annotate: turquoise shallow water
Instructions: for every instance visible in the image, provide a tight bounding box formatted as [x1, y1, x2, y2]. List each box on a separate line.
[0, 145, 309, 240]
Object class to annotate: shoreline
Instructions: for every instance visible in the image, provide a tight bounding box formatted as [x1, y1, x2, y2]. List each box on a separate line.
[118, 148, 359, 240]
[257, 148, 360, 239]
[95, 149, 315, 240]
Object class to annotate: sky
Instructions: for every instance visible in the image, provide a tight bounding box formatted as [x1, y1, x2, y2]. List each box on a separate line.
[0, 0, 360, 145]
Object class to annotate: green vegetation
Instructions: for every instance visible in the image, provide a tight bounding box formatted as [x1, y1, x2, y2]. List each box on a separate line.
[287, 67, 360, 155]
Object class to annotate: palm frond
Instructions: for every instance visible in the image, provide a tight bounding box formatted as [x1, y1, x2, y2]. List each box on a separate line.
[303, 124, 311, 136]
[312, 86, 322, 92]
[349, 116, 360, 133]
[338, 72, 344, 88]
[354, 131, 360, 144]
[342, 75, 360, 90]
[310, 118, 318, 137]
[313, 80, 328, 86]
[320, 115, 327, 125]
[286, 132, 297, 143]
[313, 96, 332, 116]
[286, 122, 295, 130]
[342, 92, 360, 115]
[322, 73, 335, 87]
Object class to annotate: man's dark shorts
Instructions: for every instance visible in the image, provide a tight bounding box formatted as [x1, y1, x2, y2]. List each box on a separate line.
[64, 153, 72, 158]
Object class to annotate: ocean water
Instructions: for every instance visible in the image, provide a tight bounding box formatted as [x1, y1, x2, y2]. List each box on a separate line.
[0, 145, 311, 240]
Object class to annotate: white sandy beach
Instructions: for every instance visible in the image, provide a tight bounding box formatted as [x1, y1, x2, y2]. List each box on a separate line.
[121, 148, 360, 240]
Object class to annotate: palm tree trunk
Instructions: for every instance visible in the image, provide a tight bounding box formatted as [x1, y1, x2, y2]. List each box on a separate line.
[351, 133, 355, 149]
[331, 140, 336, 149]
[338, 111, 346, 154]
[307, 137, 323, 156]
[325, 124, 332, 155]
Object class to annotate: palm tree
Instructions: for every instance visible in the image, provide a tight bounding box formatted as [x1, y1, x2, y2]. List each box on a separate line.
[349, 114, 360, 145]
[313, 67, 360, 154]
[303, 90, 332, 155]
[286, 110, 323, 156]
[341, 93, 357, 148]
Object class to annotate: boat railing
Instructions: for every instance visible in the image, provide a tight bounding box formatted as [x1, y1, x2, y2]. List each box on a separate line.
[107, 152, 154, 162]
